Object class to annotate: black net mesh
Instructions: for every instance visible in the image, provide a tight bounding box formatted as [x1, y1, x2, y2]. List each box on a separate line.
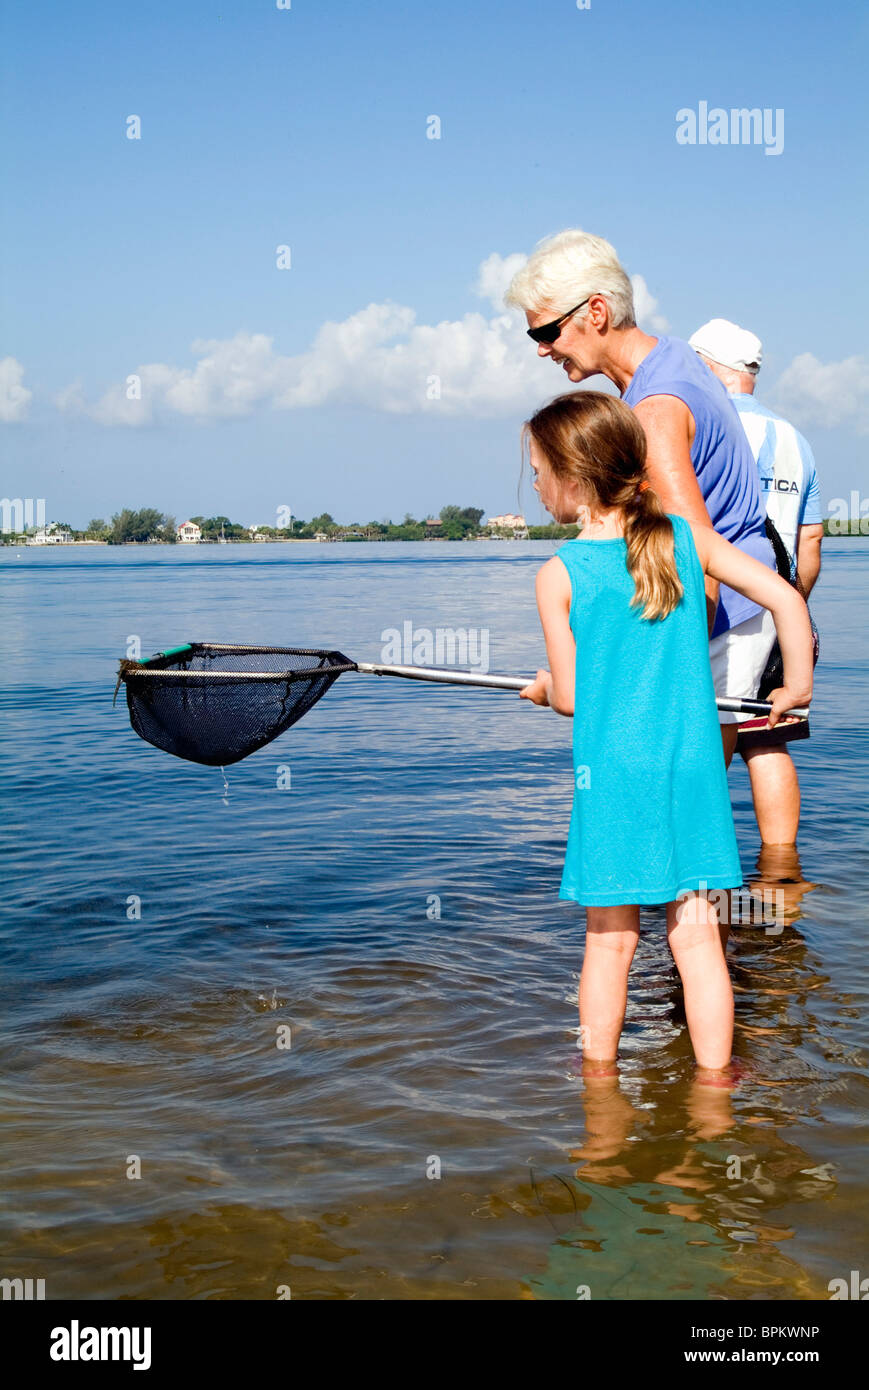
[757, 620, 819, 701]
[757, 518, 820, 701]
[118, 644, 356, 766]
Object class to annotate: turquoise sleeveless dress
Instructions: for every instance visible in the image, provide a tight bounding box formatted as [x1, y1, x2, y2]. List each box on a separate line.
[556, 513, 743, 907]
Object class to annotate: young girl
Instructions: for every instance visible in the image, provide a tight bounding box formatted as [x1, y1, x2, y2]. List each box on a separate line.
[519, 392, 814, 1074]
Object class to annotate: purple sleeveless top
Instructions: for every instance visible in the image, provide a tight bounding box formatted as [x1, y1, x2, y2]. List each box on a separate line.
[623, 336, 775, 638]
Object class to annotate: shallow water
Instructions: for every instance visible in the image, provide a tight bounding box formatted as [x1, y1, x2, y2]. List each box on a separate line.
[1, 539, 867, 1299]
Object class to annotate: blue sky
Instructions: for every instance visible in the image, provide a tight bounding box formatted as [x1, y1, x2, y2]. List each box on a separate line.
[2, 0, 866, 527]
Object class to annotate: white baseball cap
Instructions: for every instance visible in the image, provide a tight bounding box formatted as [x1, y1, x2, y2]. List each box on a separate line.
[689, 318, 763, 373]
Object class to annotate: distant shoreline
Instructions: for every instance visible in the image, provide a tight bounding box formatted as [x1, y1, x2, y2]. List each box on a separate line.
[5, 533, 567, 548]
[4, 523, 868, 548]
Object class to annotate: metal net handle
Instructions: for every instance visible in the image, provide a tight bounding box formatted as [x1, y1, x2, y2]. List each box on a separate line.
[115, 652, 809, 716]
[117, 661, 358, 682]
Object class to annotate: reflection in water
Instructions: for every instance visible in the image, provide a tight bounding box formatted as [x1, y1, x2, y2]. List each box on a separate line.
[528, 839, 856, 1300]
[746, 843, 819, 934]
[526, 1058, 838, 1300]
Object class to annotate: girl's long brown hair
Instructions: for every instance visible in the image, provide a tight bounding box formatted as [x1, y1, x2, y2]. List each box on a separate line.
[524, 391, 683, 621]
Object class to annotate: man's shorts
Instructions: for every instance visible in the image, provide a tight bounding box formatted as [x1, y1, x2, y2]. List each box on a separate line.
[709, 608, 777, 725]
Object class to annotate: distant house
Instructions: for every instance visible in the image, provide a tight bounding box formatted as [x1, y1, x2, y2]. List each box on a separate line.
[176, 521, 202, 544]
[25, 524, 72, 546]
[424, 518, 444, 537]
[486, 512, 529, 539]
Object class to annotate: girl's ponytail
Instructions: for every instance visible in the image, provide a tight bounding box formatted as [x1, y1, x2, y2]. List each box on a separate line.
[622, 483, 683, 622]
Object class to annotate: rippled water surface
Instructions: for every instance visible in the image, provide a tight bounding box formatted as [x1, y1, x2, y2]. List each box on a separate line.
[1, 540, 867, 1299]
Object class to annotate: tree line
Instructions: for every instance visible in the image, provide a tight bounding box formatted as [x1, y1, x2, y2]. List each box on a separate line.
[64, 505, 577, 543]
[14, 506, 578, 544]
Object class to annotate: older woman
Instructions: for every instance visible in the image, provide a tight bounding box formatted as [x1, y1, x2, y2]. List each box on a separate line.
[506, 228, 778, 773]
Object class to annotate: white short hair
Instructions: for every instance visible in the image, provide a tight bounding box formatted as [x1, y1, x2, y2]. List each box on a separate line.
[505, 228, 636, 329]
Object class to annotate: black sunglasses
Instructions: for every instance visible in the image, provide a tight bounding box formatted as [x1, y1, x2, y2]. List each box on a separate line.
[527, 297, 591, 344]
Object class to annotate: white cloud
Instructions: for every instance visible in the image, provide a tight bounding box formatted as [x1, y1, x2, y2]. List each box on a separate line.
[57, 254, 669, 425]
[768, 352, 869, 434]
[0, 357, 32, 422]
[61, 303, 557, 425]
[630, 275, 669, 333]
[474, 251, 528, 312]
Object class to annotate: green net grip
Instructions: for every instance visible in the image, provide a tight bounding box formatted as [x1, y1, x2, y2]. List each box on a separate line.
[112, 643, 194, 706]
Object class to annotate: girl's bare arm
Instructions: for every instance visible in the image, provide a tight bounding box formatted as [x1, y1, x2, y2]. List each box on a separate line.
[689, 523, 814, 723]
[520, 557, 575, 715]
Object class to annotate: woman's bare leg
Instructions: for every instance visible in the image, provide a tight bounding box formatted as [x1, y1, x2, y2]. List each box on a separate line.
[666, 892, 733, 1070]
[579, 905, 641, 1062]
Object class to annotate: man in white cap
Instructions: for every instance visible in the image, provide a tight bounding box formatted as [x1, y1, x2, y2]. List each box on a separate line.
[690, 318, 823, 844]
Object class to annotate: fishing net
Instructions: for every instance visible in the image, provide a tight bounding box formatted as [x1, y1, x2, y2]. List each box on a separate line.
[117, 644, 356, 766]
[757, 622, 819, 701]
[757, 517, 820, 701]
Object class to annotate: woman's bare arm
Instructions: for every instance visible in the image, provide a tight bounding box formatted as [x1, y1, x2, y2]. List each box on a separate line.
[690, 523, 814, 724]
[633, 394, 719, 632]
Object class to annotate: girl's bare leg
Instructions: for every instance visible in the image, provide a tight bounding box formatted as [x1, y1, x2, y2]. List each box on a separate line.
[580, 905, 640, 1062]
[666, 892, 733, 1070]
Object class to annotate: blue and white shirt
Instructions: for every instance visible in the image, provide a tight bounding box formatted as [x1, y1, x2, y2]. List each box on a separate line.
[731, 394, 822, 579]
